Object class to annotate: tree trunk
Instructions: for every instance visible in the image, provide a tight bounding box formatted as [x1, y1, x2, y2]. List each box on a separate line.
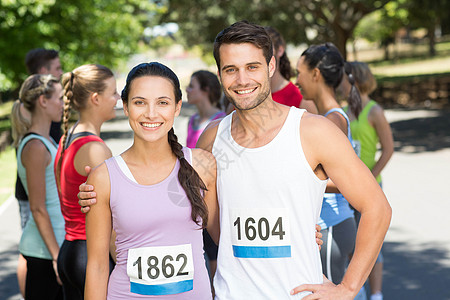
[333, 25, 351, 60]
[428, 22, 436, 56]
[352, 39, 358, 61]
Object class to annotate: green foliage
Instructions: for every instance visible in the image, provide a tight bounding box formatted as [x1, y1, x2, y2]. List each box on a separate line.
[355, 0, 450, 57]
[355, 1, 409, 45]
[0, 100, 13, 133]
[163, 0, 390, 59]
[406, 0, 449, 28]
[0, 0, 166, 93]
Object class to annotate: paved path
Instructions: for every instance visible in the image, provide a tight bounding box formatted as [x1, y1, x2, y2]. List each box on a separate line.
[1, 106, 449, 299]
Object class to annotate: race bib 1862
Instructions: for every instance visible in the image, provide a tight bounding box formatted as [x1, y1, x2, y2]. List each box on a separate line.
[230, 208, 291, 258]
[127, 244, 194, 295]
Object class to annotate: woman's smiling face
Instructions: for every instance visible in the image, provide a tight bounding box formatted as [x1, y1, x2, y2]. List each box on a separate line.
[124, 75, 181, 143]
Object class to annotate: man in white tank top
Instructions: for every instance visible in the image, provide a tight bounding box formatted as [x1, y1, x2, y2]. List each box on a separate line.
[78, 21, 391, 300]
[196, 21, 391, 299]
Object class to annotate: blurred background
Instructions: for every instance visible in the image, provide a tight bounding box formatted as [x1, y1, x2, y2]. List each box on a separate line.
[1, 0, 449, 299]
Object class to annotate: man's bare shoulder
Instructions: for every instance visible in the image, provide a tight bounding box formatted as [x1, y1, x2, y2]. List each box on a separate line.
[301, 111, 334, 130]
[300, 111, 346, 144]
[196, 118, 224, 152]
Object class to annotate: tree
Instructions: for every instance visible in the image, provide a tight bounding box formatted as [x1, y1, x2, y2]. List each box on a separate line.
[354, 1, 409, 60]
[354, 0, 450, 59]
[406, 0, 450, 56]
[0, 0, 165, 93]
[162, 0, 390, 60]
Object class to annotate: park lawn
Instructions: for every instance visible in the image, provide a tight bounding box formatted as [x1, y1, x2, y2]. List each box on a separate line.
[0, 101, 13, 133]
[371, 56, 450, 78]
[0, 100, 13, 116]
[0, 146, 16, 205]
[0, 101, 15, 205]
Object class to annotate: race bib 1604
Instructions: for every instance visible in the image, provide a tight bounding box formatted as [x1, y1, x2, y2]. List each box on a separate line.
[230, 208, 291, 258]
[127, 244, 194, 295]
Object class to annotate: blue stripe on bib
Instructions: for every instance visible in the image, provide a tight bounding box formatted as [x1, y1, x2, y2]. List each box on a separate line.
[130, 279, 193, 295]
[232, 245, 291, 258]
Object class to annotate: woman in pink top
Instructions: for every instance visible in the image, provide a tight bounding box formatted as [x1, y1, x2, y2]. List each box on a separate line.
[186, 70, 226, 148]
[185, 70, 224, 289]
[84, 62, 219, 299]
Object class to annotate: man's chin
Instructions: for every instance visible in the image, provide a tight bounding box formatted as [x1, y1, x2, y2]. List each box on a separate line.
[233, 99, 266, 111]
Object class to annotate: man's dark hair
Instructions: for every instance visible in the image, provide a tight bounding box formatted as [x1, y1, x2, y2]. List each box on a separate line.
[213, 20, 273, 72]
[25, 48, 59, 75]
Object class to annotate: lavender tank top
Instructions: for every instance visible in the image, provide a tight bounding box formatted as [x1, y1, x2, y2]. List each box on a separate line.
[105, 148, 211, 299]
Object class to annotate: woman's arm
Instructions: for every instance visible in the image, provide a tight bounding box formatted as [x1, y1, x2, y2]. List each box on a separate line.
[85, 163, 112, 300]
[369, 105, 394, 179]
[191, 149, 220, 245]
[74, 141, 117, 260]
[73, 141, 113, 176]
[22, 140, 61, 281]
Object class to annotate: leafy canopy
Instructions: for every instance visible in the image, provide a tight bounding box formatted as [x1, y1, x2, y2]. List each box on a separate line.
[0, 0, 165, 92]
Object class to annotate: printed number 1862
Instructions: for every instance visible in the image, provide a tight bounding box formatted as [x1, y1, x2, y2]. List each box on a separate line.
[132, 254, 188, 280]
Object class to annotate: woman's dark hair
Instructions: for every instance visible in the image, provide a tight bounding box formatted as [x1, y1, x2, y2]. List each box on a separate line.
[122, 62, 208, 227]
[349, 61, 377, 95]
[302, 43, 361, 118]
[265, 26, 292, 80]
[343, 62, 362, 118]
[191, 70, 222, 109]
[213, 20, 273, 72]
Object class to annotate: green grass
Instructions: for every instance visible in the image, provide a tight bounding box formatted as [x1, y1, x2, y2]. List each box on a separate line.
[367, 40, 450, 66]
[0, 100, 13, 117]
[0, 146, 16, 205]
[375, 71, 450, 83]
[0, 118, 11, 133]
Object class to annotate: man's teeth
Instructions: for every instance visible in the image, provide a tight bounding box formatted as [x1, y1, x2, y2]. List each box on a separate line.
[236, 88, 255, 95]
[142, 123, 162, 128]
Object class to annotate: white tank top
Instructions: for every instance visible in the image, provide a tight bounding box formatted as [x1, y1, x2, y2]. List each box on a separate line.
[212, 107, 327, 299]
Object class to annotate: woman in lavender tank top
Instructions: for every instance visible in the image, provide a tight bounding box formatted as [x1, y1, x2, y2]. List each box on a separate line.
[84, 62, 219, 300]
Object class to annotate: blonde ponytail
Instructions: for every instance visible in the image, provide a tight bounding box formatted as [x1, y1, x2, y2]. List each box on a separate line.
[10, 100, 31, 148]
[10, 74, 59, 147]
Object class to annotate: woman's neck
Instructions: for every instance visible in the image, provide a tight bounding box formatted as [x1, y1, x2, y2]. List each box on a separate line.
[270, 71, 289, 93]
[28, 113, 51, 139]
[126, 137, 176, 166]
[314, 86, 340, 116]
[196, 100, 220, 121]
[75, 112, 103, 136]
[360, 93, 370, 107]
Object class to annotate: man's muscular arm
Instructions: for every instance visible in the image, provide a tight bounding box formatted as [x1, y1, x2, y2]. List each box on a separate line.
[292, 113, 391, 299]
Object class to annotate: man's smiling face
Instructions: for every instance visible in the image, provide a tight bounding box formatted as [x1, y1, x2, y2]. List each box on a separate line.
[218, 43, 275, 111]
